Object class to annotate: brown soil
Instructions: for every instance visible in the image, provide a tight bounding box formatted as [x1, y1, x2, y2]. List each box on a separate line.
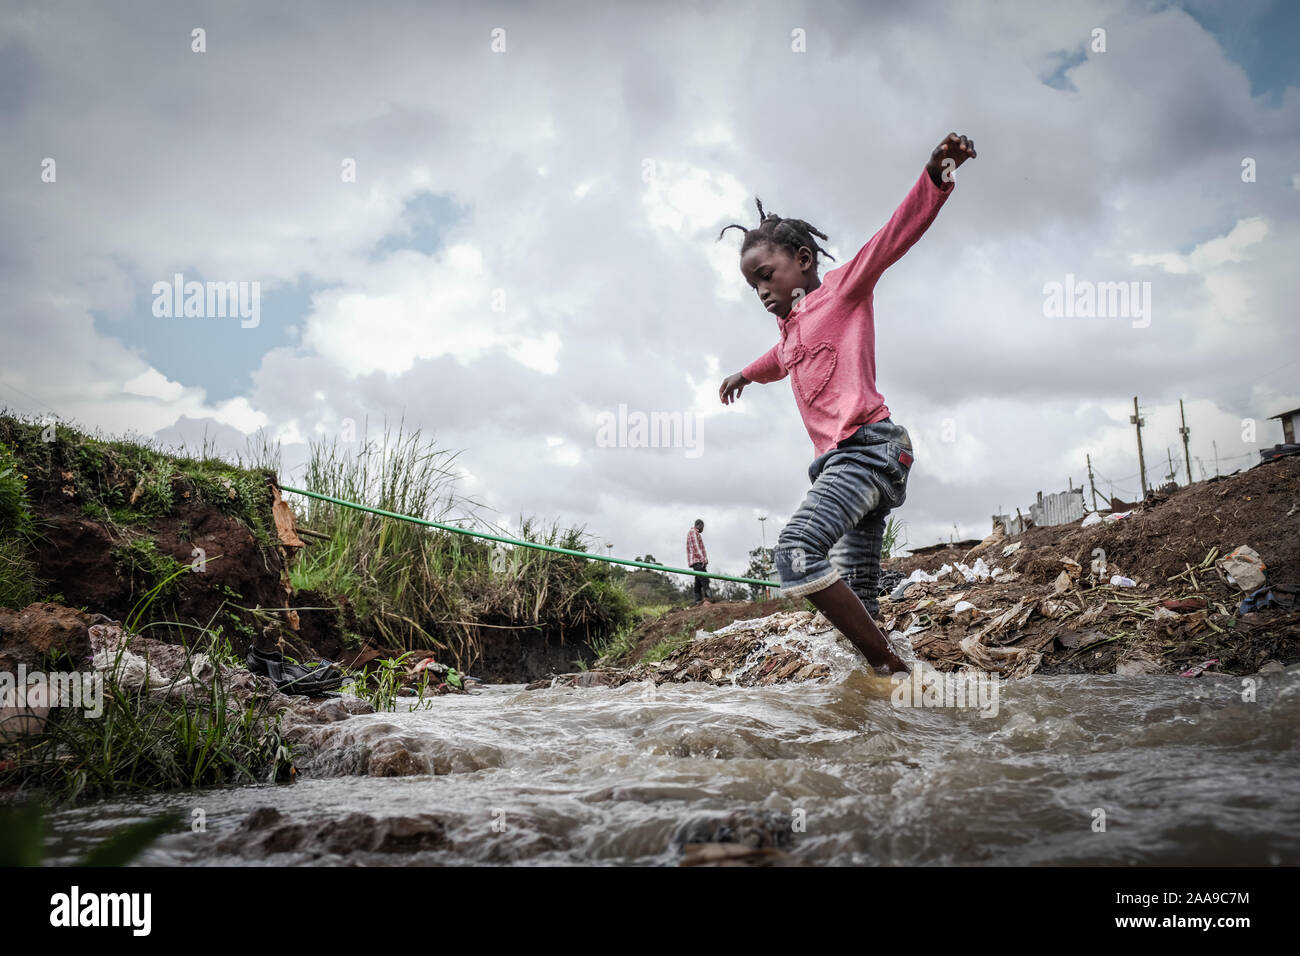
[8, 426, 404, 671]
[886, 456, 1299, 587]
[17, 452, 324, 661]
[0, 603, 102, 673]
[32, 505, 295, 652]
[14, 466, 598, 681]
[4, 414, 610, 682]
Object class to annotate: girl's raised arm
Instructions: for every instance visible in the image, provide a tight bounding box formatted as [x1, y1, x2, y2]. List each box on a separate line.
[833, 133, 975, 303]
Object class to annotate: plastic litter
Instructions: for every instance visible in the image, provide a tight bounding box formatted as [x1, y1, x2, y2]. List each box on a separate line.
[1110, 575, 1137, 587]
[1081, 512, 1103, 528]
[1215, 545, 1267, 593]
[889, 580, 914, 601]
[245, 646, 345, 696]
[877, 569, 906, 596]
[1162, 598, 1208, 613]
[1238, 583, 1296, 615]
[891, 559, 1006, 597]
[0, 681, 52, 741]
[951, 600, 979, 625]
[1179, 659, 1219, 678]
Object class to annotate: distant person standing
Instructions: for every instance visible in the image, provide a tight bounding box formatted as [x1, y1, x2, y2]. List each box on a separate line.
[686, 518, 711, 605]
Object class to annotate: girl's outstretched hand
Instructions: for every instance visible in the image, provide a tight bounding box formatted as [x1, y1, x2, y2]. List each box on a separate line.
[927, 132, 976, 186]
[719, 372, 750, 404]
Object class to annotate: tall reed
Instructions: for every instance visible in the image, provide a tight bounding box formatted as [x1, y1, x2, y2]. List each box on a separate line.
[291, 418, 637, 666]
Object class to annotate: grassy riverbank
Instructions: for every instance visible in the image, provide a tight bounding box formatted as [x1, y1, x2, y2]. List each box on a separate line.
[0, 409, 646, 804]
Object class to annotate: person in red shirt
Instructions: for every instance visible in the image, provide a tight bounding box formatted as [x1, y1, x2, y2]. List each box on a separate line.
[686, 519, 711, 605]
[718, 133, 976, 675]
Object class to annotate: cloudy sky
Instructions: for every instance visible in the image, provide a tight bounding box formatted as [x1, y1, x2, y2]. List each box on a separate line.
[2, 0, 1297, 578]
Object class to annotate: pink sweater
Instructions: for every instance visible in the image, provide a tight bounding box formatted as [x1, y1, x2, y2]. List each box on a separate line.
[741, 167, 954, 457]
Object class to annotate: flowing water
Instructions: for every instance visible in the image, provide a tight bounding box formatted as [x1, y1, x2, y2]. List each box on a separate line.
[42, 616, 1300, 866]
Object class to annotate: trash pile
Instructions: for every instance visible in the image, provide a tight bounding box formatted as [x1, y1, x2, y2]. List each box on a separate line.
[530, 528, 1296, 691]
[890, 555, 1014, 601]
[84, 622, 379, 719]
[876, 532, 1297, 678]
[1080, 510, 1131, 527]
[528, 611, 853, 691]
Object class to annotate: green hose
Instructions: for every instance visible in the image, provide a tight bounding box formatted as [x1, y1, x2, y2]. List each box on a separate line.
[278, 484, 783, 589]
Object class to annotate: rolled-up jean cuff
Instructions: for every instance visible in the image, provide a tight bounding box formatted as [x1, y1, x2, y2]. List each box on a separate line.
[778, 567, 840, 600]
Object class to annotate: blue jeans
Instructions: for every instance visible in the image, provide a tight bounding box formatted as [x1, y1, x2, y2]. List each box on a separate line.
[774, 418, 913, 616]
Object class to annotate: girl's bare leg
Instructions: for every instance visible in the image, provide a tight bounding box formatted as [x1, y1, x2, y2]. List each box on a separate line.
[805, 579, 910, 674]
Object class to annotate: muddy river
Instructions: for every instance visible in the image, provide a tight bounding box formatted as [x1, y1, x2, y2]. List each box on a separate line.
[41, 621, 1300, 865]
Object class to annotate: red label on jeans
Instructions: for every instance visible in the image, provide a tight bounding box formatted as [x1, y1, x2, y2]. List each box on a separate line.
[898, 450, 913, 468]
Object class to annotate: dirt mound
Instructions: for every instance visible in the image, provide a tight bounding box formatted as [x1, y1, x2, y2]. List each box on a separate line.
[0, 603, 104, 673]
[888, 456, 1300, 587]
[32, 505, 293, 648]
[877, 456, 1300, 676]
[2, 414, 290, 651]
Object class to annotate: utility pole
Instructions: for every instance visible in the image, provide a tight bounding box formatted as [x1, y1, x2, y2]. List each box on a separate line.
[1131, 396, 1149, 499]
[1166, 447, 1176, 486]
[758, 513, 767, 550]
[1212, 440, 1220, 477]
[1178, 399, 1192, 484]
[1086, 454, 1099, 512]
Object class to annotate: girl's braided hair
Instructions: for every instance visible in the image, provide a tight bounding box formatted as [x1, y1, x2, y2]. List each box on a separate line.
[716, 198, 836, 264]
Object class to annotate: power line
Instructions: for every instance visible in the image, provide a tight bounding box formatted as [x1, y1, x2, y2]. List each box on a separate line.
[0, 380, 63, 420]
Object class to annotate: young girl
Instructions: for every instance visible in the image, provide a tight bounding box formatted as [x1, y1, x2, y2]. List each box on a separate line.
[718, 133, 976, 675]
